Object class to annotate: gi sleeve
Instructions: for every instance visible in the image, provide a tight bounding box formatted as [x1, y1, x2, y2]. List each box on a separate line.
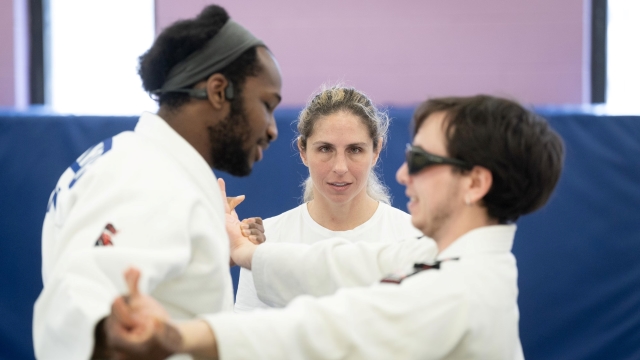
[206, 270, 469, 360]
[252, 237, 437, 307]
[32, 159, 205, 360]
[234, 268, 269, 312]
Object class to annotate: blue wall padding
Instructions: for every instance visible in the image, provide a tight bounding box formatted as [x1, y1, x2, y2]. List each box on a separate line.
[514, 113, 640, 360]
[0, 108, 638, 360]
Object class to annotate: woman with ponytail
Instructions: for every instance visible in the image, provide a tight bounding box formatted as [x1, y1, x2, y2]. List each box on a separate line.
[235, 85, 425, 312]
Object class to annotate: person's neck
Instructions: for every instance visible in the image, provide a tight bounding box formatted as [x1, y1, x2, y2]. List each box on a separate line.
[157, 106, 213, 167]
[432, 208, 498, 253]
[307, 191, 379, 231]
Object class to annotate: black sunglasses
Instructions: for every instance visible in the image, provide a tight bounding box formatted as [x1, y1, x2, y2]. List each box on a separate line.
[405, 144, 473, 175]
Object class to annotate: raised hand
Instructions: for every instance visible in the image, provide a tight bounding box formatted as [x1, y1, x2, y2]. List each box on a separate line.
[217, 178, 259, 269]
[100, 268, 181, 360]
[217, 179, 265, 245]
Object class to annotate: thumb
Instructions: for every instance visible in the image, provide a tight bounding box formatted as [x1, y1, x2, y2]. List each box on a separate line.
[124, 267, 141, 299]
[228, 195, 245, 212]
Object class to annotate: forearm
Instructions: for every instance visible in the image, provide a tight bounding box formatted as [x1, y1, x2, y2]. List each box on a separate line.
[177, 319, 218, 359]
[230, 242, 258, 270]
[251, 238, 437, 307]
[251, 240, 381, 306]
[205, 281, 464, 360]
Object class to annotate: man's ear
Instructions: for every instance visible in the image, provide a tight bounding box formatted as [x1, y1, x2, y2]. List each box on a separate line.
[298, 138, 308, 167]
[466, 166, 493, 204]
[205, 73, 230, 110]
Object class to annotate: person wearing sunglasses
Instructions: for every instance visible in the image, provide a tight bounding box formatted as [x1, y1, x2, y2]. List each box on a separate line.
[101, 94, 565, 359]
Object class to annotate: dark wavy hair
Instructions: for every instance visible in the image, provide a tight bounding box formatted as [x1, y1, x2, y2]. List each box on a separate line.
[138, 5, 262, 109]
[411, 95, 565, 223]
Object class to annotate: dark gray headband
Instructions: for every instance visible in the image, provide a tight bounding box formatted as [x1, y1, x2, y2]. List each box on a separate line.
[152, 20, 264, 94]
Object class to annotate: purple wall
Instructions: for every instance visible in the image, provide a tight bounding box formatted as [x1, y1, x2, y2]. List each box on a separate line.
[0, 0, 28, 109]
[157, 0, 589, 107]
[0, 0, 17, 107]
[0, 0, 588, 109]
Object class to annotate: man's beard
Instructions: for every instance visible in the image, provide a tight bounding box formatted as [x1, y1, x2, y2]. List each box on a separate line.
[421, 181, 459, 241]
[208, 96, 253, 177]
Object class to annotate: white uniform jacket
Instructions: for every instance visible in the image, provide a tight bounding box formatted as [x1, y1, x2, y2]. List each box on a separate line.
[33, 112, 233, 360]
[235, 202, 425, 312]
[205, 225, 524, 360]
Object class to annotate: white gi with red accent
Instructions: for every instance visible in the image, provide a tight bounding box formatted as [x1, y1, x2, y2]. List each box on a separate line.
[206, 225, 524, 360]
[33, 112, 233, 360]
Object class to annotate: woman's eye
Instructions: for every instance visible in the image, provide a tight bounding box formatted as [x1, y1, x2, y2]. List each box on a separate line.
[318, 146, 330, 153]
[350, 147, 363, 154]
[263, 102, 272, 112]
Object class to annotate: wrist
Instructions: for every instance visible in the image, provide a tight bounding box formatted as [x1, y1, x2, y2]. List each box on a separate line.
[233, 243, 258, 269]
[176, 320, 218, 358]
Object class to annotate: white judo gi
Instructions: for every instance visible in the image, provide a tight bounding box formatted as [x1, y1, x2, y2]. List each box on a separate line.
[206, 225, 524, 360]
[235, 202, 424, 312]
[33, 112, 233, 360]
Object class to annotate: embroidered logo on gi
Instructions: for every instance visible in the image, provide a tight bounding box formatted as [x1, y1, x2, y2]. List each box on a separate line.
[95, 223, 117, 246]
[69, 137, 114, 189]
[380, 257, 460, 284]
